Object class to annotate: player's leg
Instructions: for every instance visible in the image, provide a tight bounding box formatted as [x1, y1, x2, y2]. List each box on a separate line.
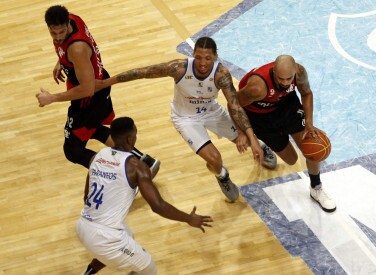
[92, 126, 160, 178]
[82, 258, 106, 275]
[291, 131, 336, 212]
[63, 133, 95, 168]
[172, 115, 238, 201]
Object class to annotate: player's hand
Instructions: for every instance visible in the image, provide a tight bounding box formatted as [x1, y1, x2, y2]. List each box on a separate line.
[188, 206, 213, 233]
[53, 62, 65, 84]
[36, 88, 54, 107]
[250, 141, 264, 166]
[235, 131, 249, 153]
[302, 125, 325, 140]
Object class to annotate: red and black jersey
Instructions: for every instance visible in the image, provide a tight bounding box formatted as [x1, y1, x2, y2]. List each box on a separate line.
[53, 14, 106, 110]
[239, 62, 297, 113]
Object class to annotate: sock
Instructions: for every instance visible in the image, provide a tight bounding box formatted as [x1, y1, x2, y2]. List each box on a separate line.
[309, 173, 321, 189]
[83, 264, 97, 275]
[217, 166, 227, 178]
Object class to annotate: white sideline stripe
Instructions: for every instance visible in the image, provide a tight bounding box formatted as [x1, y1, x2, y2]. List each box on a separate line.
[186, 38, 195, 49]
[298, 170, 376, 266]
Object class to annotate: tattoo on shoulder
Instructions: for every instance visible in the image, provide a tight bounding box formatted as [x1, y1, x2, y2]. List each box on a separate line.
[216, 67, 233, 90]
[167, 59, 186, 77]
[296, 63, 311, 91]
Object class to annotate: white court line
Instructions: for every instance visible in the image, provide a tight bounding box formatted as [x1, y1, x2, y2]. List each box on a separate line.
[186, 38, 195, 49]
[297, 170, 376, 267]
[328, 10, 376, 70]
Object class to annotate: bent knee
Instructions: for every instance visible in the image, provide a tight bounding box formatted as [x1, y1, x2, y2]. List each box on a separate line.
[63, 143, 94, 168]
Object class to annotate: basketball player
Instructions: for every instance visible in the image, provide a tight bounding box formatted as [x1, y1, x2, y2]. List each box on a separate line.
[35, 5, 160, 177]
[94, 37, 277, 202]
[76, 116, 213, 275]
[236, 55, 336, 212]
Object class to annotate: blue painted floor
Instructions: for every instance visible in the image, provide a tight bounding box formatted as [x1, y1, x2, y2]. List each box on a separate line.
[177, 1, 376, 273]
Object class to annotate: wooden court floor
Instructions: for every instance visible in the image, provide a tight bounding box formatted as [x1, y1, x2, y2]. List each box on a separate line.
[0, 1, 311, 274]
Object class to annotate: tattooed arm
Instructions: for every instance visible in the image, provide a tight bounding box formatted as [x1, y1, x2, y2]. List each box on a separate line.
[216, 64, 263, 161]
[94, 59, 187, 91]
[295, 63, 323, 139]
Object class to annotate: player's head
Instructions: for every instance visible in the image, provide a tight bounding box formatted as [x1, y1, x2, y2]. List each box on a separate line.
[273, 55, 296, 90]
[111, 117, 137, 150]
[193, 37, 218, 77]
[45, 5, 71, 45]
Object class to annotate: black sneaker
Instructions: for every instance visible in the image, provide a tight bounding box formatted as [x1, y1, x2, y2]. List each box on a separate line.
[140, 154, 160, 179]
[215, 168, 239, 202]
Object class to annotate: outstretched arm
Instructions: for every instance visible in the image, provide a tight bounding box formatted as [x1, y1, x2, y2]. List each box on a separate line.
[94, 59, 187, 91]
[128, 157, 213, 233]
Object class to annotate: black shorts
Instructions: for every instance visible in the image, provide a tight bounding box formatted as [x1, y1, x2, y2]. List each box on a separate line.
[245, 91, 305, 152]
[64, 69, 115, 143]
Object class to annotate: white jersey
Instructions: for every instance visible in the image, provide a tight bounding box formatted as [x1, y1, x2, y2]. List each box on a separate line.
[81, 147, 138, 230]
[171, 58, 221, 117]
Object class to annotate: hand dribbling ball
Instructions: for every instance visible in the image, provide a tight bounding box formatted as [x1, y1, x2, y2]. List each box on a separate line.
[300, 132, 331, 162]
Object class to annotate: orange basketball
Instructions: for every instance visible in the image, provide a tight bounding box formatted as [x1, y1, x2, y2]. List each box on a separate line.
[300, 132, 331, 162]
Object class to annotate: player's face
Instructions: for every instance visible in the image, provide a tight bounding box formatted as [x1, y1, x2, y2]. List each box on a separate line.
[274, 69, 295, 90]
[193, 48, 217, 77]
[48, 24, 69, 45]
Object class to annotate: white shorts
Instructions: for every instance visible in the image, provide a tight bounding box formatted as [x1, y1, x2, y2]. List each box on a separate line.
[76, 218, 154, 272]
[171, 104, 238, 153]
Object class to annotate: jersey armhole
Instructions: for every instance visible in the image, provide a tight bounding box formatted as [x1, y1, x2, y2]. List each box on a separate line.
[175, 59, 189, 84]
[123, 155, 137, 189]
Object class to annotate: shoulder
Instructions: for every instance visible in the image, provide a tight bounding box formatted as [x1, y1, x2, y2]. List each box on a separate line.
[295, 62, 309, 84]
[125, 155, 151, 182]
[165, 58, 187, 79]
[67, 41, 92, 59]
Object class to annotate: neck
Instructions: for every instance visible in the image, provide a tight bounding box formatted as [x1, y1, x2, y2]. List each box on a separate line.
[112, 145, 130, 152]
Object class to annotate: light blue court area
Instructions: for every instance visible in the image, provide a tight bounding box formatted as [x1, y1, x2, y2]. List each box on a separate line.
[177, 0, 376, 274]
[177, 0, 376, 165]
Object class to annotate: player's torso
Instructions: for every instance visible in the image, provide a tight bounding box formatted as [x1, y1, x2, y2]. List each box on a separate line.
[81, 148, 137, 230]
[241, 62, 297, 113]
[53, 14, 104, 89]
[172, 58, 220, 117]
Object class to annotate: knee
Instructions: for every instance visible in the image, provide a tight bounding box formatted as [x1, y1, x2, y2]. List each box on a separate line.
[206, 150, 222, 166]
[63, 142, 93, 168]
[63, 143, 81, 164]
[285, 156, 298, 166]
[279, 150, 298, 166]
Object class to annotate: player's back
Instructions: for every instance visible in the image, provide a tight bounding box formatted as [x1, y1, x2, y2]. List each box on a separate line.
[81, 148, 138, 230]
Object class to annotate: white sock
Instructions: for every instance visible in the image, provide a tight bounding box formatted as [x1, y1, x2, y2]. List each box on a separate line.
[217, 166, 227, 178]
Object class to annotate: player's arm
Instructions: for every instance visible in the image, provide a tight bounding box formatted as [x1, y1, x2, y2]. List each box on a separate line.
[128, 157, 213, 233]
[217, 65, 259, 146]
[37, 41, 95, 106]
[83, 154, 96, 203]
[295, 63, 319, 138]
[94, 59, 187, 91]
[236, 75, 267, 107]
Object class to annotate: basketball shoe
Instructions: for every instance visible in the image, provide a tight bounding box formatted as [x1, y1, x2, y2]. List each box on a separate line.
[310, 186, 336, 212]
[259, 140, 277, 169]
[140, 154, 161, 179]
[215, 167, 239, 202]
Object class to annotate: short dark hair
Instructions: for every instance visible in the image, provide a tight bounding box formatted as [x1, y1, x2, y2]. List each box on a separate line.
[194, 37, 217, 55]
[45, 5, 69, 26]
[110, 117, 135, 141]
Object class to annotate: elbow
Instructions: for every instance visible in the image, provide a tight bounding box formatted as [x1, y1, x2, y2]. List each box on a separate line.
[150, 201, 164, 215]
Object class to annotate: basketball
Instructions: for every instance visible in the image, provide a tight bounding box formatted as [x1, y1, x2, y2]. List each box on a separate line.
[300, 132, 331, 162]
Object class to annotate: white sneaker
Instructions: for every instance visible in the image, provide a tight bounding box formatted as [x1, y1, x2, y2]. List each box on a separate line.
[259, 140, 277, 169]
[310, 187, 336, 212]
